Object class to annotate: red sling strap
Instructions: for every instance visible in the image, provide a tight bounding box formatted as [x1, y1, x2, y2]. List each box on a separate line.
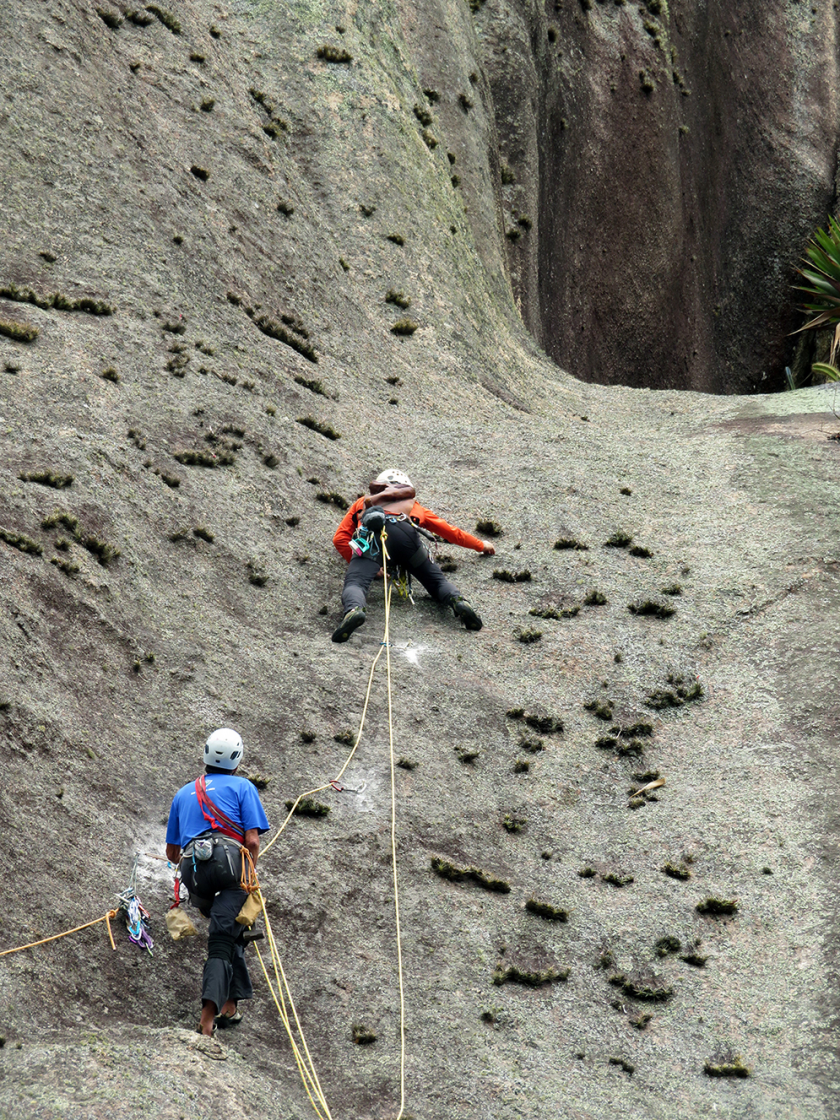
[194, 775, 245, 843]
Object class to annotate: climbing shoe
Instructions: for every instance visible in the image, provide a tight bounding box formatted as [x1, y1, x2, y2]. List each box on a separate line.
[449, 596, 482, 631]
[331, 607, 366, 643]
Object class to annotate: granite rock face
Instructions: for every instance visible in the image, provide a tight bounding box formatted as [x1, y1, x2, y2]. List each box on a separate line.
[474, 0, 840, 392]
[1, 3, 839, 1119]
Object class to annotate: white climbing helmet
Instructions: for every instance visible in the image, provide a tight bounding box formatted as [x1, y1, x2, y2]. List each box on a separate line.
[374, 468, 413, 488]
[204, 727, 244, 770]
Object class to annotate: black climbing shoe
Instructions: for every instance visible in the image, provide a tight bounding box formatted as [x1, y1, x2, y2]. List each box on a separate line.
[332, 607, 367, 643]
[449, 596, 482, 631]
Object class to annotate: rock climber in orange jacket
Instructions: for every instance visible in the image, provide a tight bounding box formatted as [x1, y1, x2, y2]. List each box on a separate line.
[331, 468, 495, 642]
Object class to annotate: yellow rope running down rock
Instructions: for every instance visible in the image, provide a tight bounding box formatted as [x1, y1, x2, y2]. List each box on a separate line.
[254, 529, 408, 1119]
[382, 538, 407, 1120]
[0, 911, 118, 957]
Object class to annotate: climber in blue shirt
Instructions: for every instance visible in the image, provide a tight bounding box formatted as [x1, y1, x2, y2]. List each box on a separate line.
[166, 728, 270, 1036]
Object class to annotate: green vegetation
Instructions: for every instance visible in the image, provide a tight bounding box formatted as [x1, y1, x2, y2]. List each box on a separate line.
[285, 798, 330, 817]
[517, 629, 542, 643]
[19, 471, 73, 489]
[584, 700, 613, 721]
[316, 491, 349, 510]
[530, 605, 579, 619]
[554, 537, 588, 550]
[0, 528, 43, 556]
[493, 965, 569, 987]
[602, 872, 633, 887]
[247, 309, 317, 362]
[662, 861, 691, 880]
[81, 535, 120, 566]
[604, 531, 632, 548]
[476, 519, 502, 537]
[696, 897, 738, 916]
[584, 590, 607, 606]
[391, 319, 418, 336]
[502, 815, 526, 833]
[190, 165, 209, 181]
[629, 599, 675, 618]
[297, 416, 340, 440]
[397, 758, 417, 770]
[525, 898, 568, 922]
[51, 557, 80, 576]
[0, 320, 37, 343]
[704, 1054, 750, 1078]
[100, 367, 120, 383]
[294, 375, 328, 396]
[96, 7, 123, 28]
[629, 545, 653, 558]
[351, 1024, 376, 1044]
[385, 289, 411, 309]
[146, 5, 180, 33]
[608, 1057, 635, 1075]
[518, 735, 545, 753]
[645, 674, 703, 708]
[654, 936, 681, 957]
[413, 104, 433, 126]
[317, 44, 353, 63]
[174, 449, 234, 467]
[430, 857, 511, 893]
[493, 569, 531, 582]
[247, 559, 268, 587]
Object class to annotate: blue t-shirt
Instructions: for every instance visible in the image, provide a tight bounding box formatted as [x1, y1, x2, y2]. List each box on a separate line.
[166, 773, 270, 849]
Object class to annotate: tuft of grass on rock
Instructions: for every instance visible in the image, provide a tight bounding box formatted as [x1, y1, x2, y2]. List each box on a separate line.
[391, 318, 418, 336]
[296, 417, 339, 440]
[285, 798, 330, 817]
[146, 5, 180, 33]
[316, 491, 349, 510]
[430, 857, 511, 893]
[584, 590, 607, 606]
[629, 599, 674, 618]
[0, 528, 43, 556]
[696, 897, 738, 917]
[0, 321, 38, 343]
[662, 861, 691, 880]
[525, 898, 568, 922]
[317, 44, 353, 63]
[493, 965, 569, 987]
[604, 531, 633, 548]
[19, 470, 73, 489]
[704, 1052, 751, 1078]
[385, 289, 411, 309]
[351, 1024, 376, 1044]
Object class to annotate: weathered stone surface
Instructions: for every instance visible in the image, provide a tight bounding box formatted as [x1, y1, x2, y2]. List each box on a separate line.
[475, 0, 840, 393]
[0, 3, 839, 1119]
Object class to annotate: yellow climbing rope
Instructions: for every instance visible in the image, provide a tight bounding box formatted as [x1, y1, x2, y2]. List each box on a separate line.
[0, 911, 118, 957]
[257, 528, 407, 1119]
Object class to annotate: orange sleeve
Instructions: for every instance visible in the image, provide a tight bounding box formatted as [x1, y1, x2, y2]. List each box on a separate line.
[333, 498, 366, 562]
[412, 503, 485, 552]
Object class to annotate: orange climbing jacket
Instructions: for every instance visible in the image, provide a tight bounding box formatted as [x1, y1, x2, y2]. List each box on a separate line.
[333, 496, 486, 563]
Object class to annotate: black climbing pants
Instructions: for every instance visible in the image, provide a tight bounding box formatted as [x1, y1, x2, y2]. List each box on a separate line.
[341, 517, 459, 613]
[180, 834, 253, 1013]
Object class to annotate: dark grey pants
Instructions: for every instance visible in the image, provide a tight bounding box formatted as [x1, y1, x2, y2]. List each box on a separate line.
[180, 836, 252, 1013]
[342, 518, 459, 613]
